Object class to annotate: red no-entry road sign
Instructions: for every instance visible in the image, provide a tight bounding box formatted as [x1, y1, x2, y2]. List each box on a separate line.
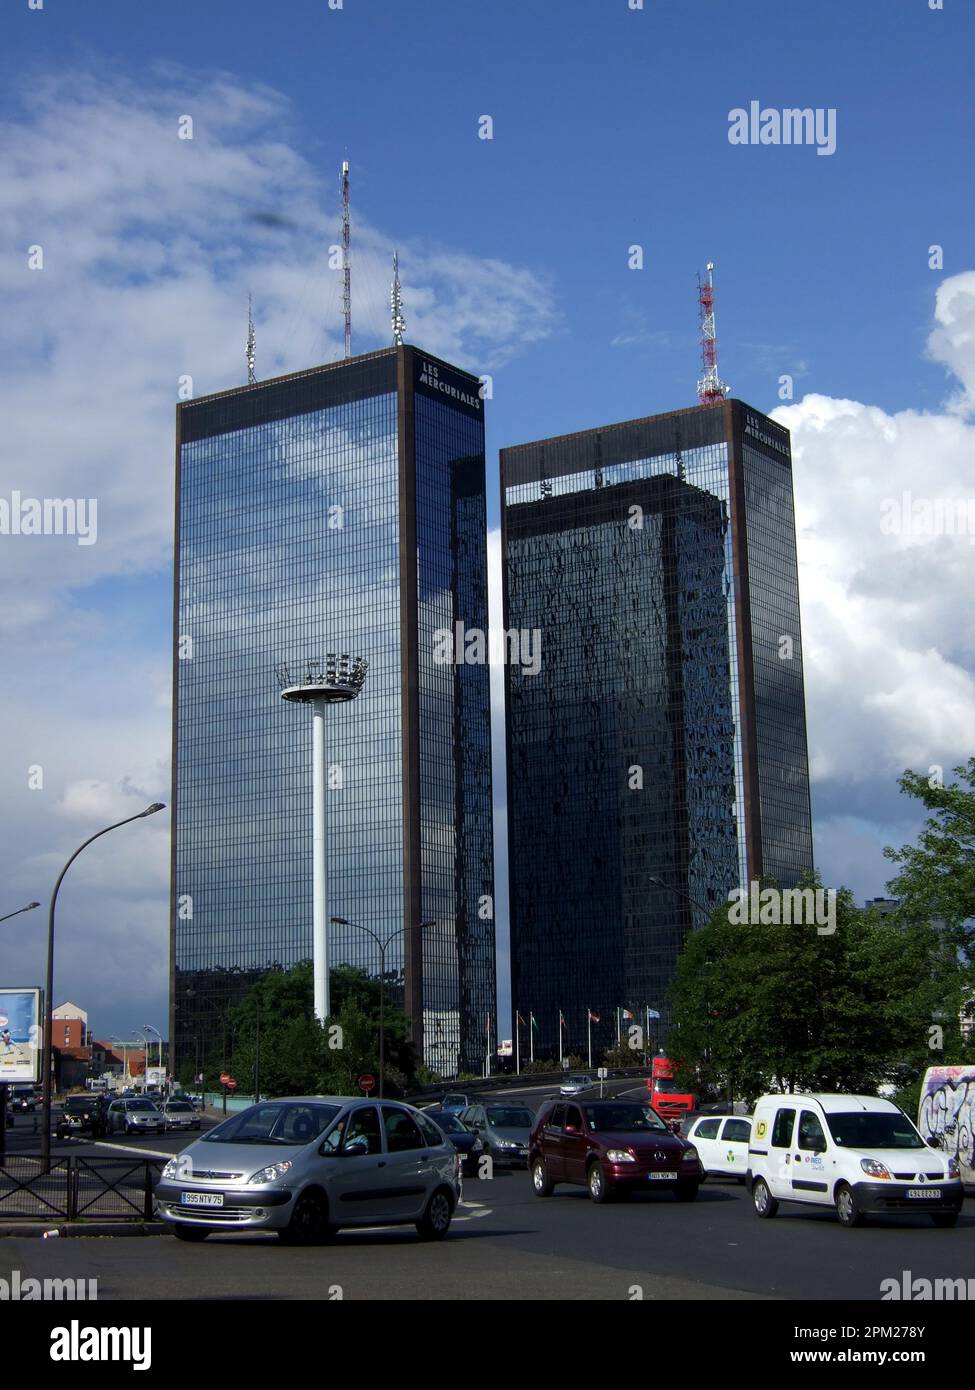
[357, 1074, 375, 1094]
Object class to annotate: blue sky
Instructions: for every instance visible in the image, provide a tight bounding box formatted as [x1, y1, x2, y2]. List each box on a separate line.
[2, 0, 973, 1042]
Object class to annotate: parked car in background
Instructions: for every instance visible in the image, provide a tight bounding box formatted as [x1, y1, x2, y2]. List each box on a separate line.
[440, 1093, 469, 1116]
[161, 1099, 201, 1132]
[106, 1097, 166, 1136]
[426, 1109, 482, 1171]
[559, 1074, 594, 1097]
[686, 1114, 752, 1181]
[154, 1097, 461, 1243]
[461, 1102, 534, 1167]
[530, 1098, 703, 1203]
[749, 1093, 964, 1228]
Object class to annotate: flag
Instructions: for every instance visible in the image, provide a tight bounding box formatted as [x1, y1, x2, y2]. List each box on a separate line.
[588, 1009, 600, 1023]
[530, 1014, 539, 1030]
[516, 1012, 525, 1026]
[559, 1011, 565, 1027]
[622, 1009, 634, 1020]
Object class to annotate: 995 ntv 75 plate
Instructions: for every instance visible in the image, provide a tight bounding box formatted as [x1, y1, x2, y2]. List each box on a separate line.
[181, 1192, 224, 1207]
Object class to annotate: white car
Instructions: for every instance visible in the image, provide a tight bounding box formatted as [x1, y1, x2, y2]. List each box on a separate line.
[749, 1093, 964, 1228]
[559, 1074, 594, 1097]
[686, 1113, 751, 1181]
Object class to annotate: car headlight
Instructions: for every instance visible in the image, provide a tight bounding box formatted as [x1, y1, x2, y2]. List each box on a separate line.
[860, 1158, 891, 1179]
[680, 1146, 699, 1163]
[947, 1157, 960, 1179]
[496, 1139, 519, 1149]
[606, 1149, 637, 1163]
[248, 1161, 293, 1184]
[162, 1158, 179, 1179]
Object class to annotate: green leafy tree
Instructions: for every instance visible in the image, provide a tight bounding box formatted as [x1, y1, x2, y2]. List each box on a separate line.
[884, 759, 975, 960]
[668, 874, 947, 1104]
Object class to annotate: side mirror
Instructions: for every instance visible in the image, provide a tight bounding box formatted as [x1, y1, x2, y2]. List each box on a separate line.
[564, 1123, 579, 1136]
[926, 1135, 942, 1149]
[342, 1135, 370, 1158]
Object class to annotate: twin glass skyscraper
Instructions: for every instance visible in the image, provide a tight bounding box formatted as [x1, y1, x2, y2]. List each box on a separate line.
[501, 400, 813, 1060]
[171, 348, 495, 1076]
[171, 342, 813, 1077]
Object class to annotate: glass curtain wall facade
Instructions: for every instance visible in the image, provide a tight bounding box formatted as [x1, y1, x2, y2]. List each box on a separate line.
[500, 399, 812, 1060]
[171, 347, 495, 1078]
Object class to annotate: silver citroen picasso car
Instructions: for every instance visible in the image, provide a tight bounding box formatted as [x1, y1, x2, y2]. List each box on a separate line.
[154, 1096, 460, 1244]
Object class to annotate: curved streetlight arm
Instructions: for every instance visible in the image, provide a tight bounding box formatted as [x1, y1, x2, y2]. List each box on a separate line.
[41, 802, 164, 1162]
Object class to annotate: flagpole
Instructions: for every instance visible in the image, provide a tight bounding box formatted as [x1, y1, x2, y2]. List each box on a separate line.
[616, 1007, 621, 1047]
[515, 1013, 521, 1075]
[530, 1011, 535, 1064]
[587, 1010, 592, 1069]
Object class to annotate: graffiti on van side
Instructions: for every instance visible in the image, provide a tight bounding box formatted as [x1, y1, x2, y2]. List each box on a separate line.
[919, 1073, 974, 1173]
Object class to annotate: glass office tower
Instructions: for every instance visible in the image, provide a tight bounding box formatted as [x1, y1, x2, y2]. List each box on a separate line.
[501, 399, 813, 1060]
[171, 347, 495, 1078]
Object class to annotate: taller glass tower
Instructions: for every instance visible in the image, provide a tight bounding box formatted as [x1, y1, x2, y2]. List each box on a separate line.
[171, 347, 495, 1078]
[500, 399, 813, 1059]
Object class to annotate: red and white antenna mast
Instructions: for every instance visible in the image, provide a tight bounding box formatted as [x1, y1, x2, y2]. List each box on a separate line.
[341, 159, 352, 358]
[697, 260, 729, 404]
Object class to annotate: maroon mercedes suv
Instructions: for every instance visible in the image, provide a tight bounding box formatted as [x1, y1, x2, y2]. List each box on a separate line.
[529, 1098, 703, 1203]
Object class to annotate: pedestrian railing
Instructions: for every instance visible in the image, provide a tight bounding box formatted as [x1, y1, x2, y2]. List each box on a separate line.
[0, 1155, 164, 1222]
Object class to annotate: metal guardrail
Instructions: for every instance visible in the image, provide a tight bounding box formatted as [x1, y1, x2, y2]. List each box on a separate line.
[0, 1156, 165, 1222]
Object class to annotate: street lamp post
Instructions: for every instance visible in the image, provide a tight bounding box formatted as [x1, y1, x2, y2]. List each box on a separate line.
[40, 802, 164, 1162]
[331, 917, 435, 1099]
[134, 1031, 151, 1091]
[276, 656, 368, 1023]
[143, 1024, 163, 1085]
[109, 1035, 129, 1087]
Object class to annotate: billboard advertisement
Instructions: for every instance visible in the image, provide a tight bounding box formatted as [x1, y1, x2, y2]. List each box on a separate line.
[0, 988, 42, 1084]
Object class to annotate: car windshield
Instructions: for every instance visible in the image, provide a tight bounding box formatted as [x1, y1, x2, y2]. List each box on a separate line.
[202, 1102, 341, 1145]
[166, 1102, 192, 1112]
[826, 1111, 924, 1150]
[653, 1078, 679, 1093]
[442, 1096, 466, 1106]
[129, 1100, 157, 1112]
[429, 1113, 465, 1134]
[584, 1103, 670, 1133]
[569, 1077, 590, 1085]
[485, 1108, 533, 1127]
[66, 1098, 91, 1111]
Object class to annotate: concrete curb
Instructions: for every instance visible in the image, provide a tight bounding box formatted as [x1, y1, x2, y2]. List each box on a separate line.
[0, 1222, 168, 1238]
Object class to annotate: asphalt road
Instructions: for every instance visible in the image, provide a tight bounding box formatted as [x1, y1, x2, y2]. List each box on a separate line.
[4, 1106, 974, 1300]
[3, 1087, 971, 1301]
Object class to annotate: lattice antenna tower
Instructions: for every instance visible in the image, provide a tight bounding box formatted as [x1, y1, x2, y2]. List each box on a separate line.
[341, 159, 352, 357]
[391, 251, 406, 346]
[697, 261, 730, 405]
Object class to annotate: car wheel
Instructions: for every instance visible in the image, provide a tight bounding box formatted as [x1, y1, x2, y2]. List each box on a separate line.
[674, 1180, 700, 1202]
[931, 1212, 958, 1229]
[416, 1187, 454, 1241]
[279, 1189, 330, 1245]
[834, 1182, 864, 1228]
[752, 1177, 779, 1218]
[531, 1157, 553, 1197]
[173, 1226, 209, 1242]
[587, 1161, 613, 1203]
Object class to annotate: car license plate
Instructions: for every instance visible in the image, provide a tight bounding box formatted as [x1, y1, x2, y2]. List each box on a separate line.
[906, 1187, 936, 1198]
[649, 1171, 677, 1180]
[181, 1192, 224, 1207]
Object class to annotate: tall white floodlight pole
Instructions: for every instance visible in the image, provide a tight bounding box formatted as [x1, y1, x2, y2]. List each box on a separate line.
[276, 655, 368, 1022]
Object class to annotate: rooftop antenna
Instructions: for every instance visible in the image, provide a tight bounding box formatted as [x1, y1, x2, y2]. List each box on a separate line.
[391, 250, 406, 346]
[246, 293, 256, 385]
[341, 159, 352, 357]
[697, 261, 730, 405]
